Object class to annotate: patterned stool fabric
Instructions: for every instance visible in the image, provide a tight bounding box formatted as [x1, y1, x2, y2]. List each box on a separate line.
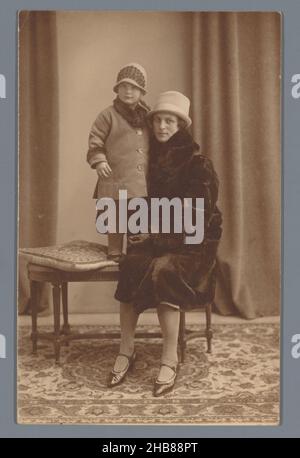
[19, 240, 117, 271]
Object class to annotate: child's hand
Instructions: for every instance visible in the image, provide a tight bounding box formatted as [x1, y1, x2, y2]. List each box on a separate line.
[96, 161, 112, 178]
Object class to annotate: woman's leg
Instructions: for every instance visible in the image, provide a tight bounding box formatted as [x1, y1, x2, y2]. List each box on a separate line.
[156, 302, 180, 381]
[113, 301, 139, 372]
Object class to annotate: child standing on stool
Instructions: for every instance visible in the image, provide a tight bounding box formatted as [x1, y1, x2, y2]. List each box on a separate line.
[87, 63, 150, 261]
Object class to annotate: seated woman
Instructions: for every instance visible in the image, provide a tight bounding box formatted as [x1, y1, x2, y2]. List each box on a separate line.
[108, 91, 222, 396]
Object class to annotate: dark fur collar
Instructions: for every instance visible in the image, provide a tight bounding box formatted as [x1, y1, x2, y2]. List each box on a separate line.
[113, 97, 150, 128]
[150, 129, 200, 165]
[148, 130, 201, 198]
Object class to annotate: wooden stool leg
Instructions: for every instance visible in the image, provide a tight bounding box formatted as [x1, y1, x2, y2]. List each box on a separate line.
[61, 282, 70, 345]
[52, 283, 61, 363]
[30, 280, 38, 354]
[206, 302, 213, 353]
[178, 311, 186, 363]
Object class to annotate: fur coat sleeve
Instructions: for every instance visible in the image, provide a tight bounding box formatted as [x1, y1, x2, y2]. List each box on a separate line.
[150, 152, 222, 253]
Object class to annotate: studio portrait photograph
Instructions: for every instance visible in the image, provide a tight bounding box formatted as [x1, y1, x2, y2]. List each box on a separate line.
[17, 10, 281, 425]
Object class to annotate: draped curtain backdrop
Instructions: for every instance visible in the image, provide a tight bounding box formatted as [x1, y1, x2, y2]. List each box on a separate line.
[192, 12, 281, 318]
[19, 11, 59, 313]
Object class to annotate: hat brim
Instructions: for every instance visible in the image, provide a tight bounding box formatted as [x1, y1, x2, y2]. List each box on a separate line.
[147, 104, 192, 127]
[113, 78, 146, 95]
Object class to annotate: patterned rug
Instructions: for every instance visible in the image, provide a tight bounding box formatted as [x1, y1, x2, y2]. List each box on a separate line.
[17, 322, 280, 425]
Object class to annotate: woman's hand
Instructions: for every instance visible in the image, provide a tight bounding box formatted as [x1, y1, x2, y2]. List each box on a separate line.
[96, 161, 112, 178]
[127, 234, 150, 248]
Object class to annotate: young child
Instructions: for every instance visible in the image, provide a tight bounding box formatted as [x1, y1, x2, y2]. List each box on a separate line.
[87, 63, 150, 261]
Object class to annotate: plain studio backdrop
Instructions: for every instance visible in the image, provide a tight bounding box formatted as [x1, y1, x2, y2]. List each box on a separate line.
[18, 11, 281, 318]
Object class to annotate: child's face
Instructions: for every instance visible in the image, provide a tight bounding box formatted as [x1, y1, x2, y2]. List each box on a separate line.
[117, 82, 142, 108]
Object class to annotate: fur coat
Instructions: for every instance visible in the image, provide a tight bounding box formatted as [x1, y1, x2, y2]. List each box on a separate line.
[115, 129, 222, 313]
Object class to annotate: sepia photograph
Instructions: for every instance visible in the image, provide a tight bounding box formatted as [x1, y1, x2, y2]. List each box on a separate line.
[17, 10, 281, 425]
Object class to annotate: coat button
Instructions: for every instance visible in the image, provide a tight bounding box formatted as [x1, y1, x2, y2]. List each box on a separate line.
[136, 129, 143, 135]
[137, 164, 144, 171]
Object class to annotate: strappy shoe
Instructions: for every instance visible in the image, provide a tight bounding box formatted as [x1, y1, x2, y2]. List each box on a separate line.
[107, 352, 136, 388]
[153, 363, 178, 397]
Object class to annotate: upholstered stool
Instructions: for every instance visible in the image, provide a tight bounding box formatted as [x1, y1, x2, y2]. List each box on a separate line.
[19, 240, 213, 363]
[179, 305, 212, 363]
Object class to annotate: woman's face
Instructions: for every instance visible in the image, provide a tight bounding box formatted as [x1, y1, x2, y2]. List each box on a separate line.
[117, 82, 142, 108]
[153, 112, 179, 142]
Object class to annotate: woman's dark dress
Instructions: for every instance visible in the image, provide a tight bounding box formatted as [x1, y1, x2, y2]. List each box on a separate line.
[115, 129, 222, 313]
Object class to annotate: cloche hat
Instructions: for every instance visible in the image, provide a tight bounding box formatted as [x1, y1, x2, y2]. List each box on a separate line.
[147, 91, 192, 127]
[113, 63, 147, 94]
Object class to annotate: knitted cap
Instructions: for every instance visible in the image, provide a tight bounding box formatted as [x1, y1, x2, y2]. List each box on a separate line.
[113, 63, 147, 94]
[147, 91, 192, 127]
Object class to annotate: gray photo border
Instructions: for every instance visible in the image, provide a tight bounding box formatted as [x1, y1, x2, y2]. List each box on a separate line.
[0, 0, 299, 438]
